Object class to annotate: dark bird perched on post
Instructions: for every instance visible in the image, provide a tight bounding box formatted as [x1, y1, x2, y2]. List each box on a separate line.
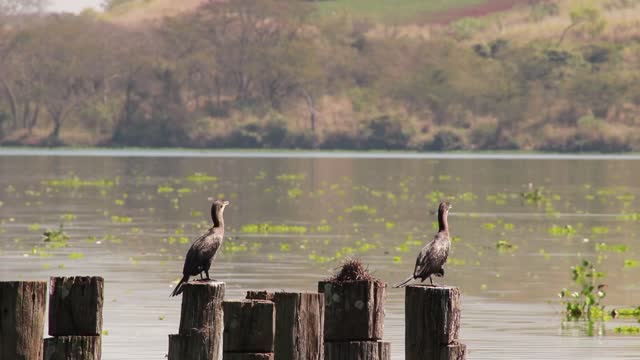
[393, 202, 452, 288]
[170, 198, 230, 297]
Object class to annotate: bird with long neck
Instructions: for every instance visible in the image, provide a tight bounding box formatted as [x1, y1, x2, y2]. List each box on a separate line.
[170, 199, 229, 297]
[393, 201, 452, 288]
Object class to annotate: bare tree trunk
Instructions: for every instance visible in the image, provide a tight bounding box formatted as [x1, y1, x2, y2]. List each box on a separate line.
[557, 21, 580, 47]
[0, 78, 18, 129]
[28, 105, 40, 135]
[301, 88, 317, 135]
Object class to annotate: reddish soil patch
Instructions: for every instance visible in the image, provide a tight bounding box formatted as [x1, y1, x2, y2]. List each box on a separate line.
[427, 0, 540, 25]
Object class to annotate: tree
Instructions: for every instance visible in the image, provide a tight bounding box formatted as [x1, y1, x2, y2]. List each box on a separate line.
[0, 0, 48, 16]
[19, 15, 113, 143]
[557, 6, 606, 46]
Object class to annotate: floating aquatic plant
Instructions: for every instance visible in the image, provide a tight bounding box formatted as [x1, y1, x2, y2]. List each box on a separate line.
[186, 173, 218, 183]
[42, 224, 69, 244]
[614, 326, 640, 334]
[595, 243, 628, 253]
[496, 240, 517, 253]
[623, 259, 638, 268]
[559, 259, 607, 321]
[548, 224, 576, 236]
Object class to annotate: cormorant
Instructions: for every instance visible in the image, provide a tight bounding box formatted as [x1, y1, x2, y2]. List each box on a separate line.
[170, 199, 230, 297]
[393, 201, 452, 288]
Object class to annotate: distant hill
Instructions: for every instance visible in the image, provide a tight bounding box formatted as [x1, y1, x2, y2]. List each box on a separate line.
[105, 0, 208, 24]
[105, 0, 529, 25]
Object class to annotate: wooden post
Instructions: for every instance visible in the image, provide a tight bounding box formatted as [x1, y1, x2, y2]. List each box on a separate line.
[223, 354, 273, 360]
[0, 281, 47, 360]
[223, 300, 274, 360]
[405, 285, 467, 360]
[49, 277, 104, 336]
[318, 280, 385, 341]
[318, 280, 390, 360]
[169, 281, 225, 360]
[43, 336, 101, 360]
[246, 291, 324, 360]
[45, 276, 104, 360]
[325, 341, 390, 359]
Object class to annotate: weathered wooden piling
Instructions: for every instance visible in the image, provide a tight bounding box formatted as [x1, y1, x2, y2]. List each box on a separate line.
[169, 281, 225, 360]
[324, 341, 390, 360]
[318, 280, 385, 341]
[246, 291, 324, 360]
[223, 300, 275, 360]
[318, 280, 390, 360]
[49, 276, 104, 336]
[0, 281, 47, 360]
[44, 276, 104, 360]
[405, 285, 466, 360]
[44, 336, 101, 360]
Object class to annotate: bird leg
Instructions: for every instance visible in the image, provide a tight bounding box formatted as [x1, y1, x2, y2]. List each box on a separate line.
[429, 276, 433, 285]
[199, 272, 204, 280]
[205, 269, 210, 280]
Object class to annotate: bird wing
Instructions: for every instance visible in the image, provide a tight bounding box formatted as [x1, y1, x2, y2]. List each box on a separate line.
[182, 228, 215, 276]
[413, 232, 450, 278]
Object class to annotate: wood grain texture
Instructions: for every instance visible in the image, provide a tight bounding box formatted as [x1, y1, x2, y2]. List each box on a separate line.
[49, 277, 104, 336]
[178, 281, 225, 335]
[405, 285, 464, 360]
[223, 300, 275, 353]
[273, 292, 324, 360]
[318, 280, 386, 341]
[43, 336, 101, 360]
[325, 341, 390, 360]
[0, 281, 47, 360]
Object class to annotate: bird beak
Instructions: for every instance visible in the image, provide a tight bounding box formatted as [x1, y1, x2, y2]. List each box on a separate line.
[207, 197, 215, 201]
[223, 201, 230, 206]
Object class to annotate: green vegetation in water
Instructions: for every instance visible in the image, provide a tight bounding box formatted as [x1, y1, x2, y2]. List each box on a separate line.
[595, 243, 628, 253]
[43, 176, 115, 188]
[559, 259, 607, 321]
[613, 326, 640, 334]
[42, 224, 69, 245]
[611, 307, 640, 318]
[241, 223, 308, 234]
[521, 185, 545, 203]
[344, 205, 377, 215]
[548, 224, 576, 236]
[623, 259, 638, 269]
[482, 223, 496, 230]
[186, 173, 217, 183]
[157, 185, 174, 194]
[276, 173, 305, 181]
[111, 215, 133, 224]
[591, 226, 610, 235]
[496, 240, 517, 253]
[69, 252, 85, 260]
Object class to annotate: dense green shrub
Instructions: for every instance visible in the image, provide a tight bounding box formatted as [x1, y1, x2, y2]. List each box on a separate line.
[359, 115, 411, 150]
[422, 128, 466, 151]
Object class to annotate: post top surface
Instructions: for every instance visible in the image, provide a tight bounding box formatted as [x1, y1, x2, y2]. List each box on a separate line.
[406, 284, 459, 290]
[185, 280, 225, 286]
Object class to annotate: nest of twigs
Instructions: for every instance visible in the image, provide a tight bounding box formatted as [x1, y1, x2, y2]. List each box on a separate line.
[327, 257, 381, 284]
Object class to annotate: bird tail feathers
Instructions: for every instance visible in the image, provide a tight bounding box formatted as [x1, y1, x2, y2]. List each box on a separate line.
[170, 275, 189, 297]
[393, 276, 414, 288]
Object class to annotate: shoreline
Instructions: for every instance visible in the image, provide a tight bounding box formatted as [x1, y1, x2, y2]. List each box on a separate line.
[1, 146, 640, 160]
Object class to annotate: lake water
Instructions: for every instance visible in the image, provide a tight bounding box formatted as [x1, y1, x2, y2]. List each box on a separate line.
[1, 150, 639, 359]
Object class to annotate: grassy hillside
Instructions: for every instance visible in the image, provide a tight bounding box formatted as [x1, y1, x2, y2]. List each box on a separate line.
[104, 0, 522, 25]
[312, 0, 490, 23]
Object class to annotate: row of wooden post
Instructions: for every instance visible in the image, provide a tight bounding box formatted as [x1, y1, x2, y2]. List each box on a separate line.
[167, 281, 466, 360]
[0, 276, 104, 360]
[0, 277, 466, 360]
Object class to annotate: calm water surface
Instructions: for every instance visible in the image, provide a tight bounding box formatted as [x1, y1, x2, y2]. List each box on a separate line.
[1, 150, 639, 359]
